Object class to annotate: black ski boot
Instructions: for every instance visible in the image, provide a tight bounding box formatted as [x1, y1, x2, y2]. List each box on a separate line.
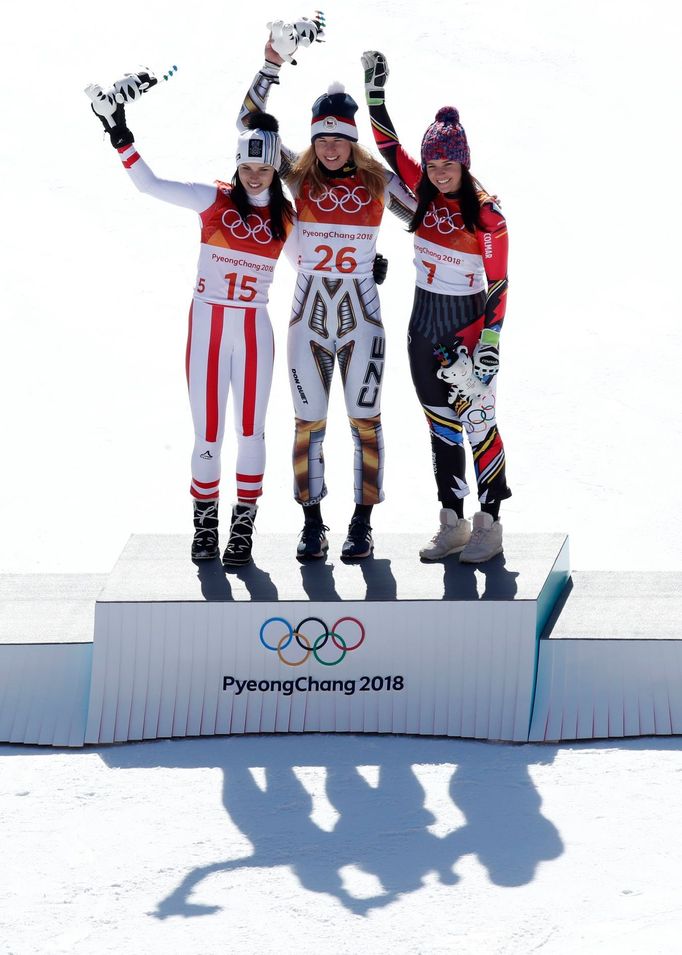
[223, 503, 257, 566]
[296, 518, 329, 561]
[192, 499, 219, 560]
[341, 515, 374, 560]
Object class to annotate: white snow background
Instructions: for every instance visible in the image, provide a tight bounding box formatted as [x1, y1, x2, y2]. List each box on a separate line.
[1, 2, 682, 953]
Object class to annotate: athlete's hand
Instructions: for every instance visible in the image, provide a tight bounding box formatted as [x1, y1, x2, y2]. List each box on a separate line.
[264, 29, 285, 66]
[472, 332, 500, 380]
[372, 253, 388, 285]
[85, 83, 135, 148]
[267, 14, 324, 66]
[85, 83, 121, 129]
[361, 50, 389, 105]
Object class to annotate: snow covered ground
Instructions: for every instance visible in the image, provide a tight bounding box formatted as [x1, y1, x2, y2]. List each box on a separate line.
[3, 735, 682, 953]
[2, 1, 682, 951]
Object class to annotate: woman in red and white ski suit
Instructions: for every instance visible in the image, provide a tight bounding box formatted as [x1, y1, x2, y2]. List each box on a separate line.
[89, 90, 294, 564]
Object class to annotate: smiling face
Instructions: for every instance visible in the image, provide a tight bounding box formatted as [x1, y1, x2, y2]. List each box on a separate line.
[313, 136, 353, 171]
[237, 162, 275, 196]
[425, 158, 463, 194]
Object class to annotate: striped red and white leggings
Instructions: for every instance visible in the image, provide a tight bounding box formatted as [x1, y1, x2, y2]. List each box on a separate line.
[186, 299, 274, 504]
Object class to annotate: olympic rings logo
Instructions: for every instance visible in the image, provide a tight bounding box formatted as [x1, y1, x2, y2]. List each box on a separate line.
[259, 616, 366, 667]
[422, 206, 465, 234]
[309, 185, 372, 215]
[467, 401, 495, 425]
[465, 399, 496, 433]
[221, 208, 273, 244]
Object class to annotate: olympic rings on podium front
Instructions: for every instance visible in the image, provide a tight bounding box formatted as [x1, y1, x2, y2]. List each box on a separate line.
[259, 616, 366, 667]
[331, 616, 365, 652]
[260, 617, 293, 651]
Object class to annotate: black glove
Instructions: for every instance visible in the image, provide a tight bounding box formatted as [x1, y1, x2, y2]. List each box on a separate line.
[85, 82, 135, 149]
[372, 253, 388, 285]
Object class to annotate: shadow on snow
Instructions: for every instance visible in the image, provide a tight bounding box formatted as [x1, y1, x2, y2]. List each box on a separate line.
[99, 734, 563, 917]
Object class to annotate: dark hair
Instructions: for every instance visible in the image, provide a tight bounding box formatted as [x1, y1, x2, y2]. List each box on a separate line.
[231, 111, 294, 242]
[408, 165, 483, 234]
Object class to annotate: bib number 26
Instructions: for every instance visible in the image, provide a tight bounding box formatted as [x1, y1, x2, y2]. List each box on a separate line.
[314, 245, 357, 273]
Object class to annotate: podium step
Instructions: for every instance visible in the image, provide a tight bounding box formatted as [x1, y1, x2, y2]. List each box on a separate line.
[0, 574, 104, 746]
[85, 533, 570, 745]
[97, 532, 567, 605]
[531, 570, 682, 741]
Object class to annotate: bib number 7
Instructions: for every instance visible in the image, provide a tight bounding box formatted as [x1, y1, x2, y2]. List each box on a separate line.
[421, 260, 436, 285]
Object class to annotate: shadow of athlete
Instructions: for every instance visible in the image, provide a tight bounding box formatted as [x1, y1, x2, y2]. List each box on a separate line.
[154, 762, 456, 919]
[152, 739, 562, 919]
[443, 745, 563, 887]
[440, 552, 520, 601]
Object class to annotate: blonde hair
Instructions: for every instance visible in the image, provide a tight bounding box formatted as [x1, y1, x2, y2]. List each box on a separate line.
[289, 142, 388, 201]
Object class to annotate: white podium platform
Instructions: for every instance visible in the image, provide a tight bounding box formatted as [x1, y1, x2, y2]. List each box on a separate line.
[84, 533, 570, 744]
[530, 571, 682, 741]
[5, 537, 681, 747]
[0, 575, 103, 746]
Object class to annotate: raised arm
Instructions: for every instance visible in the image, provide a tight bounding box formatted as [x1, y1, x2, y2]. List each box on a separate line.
[237, 17, 325, 180]
[362, 51, 422, 192]
[87, 79, 215, 213]
[114, 144, 216, 212]
[236, 59, 298, 181]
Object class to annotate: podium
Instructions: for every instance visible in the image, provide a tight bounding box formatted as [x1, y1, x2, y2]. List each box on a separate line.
[5, 534, 680, 747]
[84, 533, 570, 744]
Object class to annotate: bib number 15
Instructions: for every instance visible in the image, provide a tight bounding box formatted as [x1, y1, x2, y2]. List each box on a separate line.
[314, 244, 357, 273]
[225, 272, 257, 302]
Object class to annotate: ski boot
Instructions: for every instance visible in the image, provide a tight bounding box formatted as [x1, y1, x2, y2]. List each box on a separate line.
[296, 518, 329, 561]
[341, 515, 373, 560]
[192, 499, 219, 560]
[419, 509, 471, 561]
[459, 511, 503, 563]
[223, 503, 257, 566]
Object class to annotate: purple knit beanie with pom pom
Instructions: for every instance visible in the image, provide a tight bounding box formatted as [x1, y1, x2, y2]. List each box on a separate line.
[420, 106, 470, 168]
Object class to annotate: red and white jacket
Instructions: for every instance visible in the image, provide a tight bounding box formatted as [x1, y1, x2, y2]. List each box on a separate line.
[116, 142, 293, 306]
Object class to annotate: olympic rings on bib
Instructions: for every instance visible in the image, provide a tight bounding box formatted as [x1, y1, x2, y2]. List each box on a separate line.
[310, 185, 372, 215]
[422, 206, 465, 234]
[259, 616, 366, 667]
[221, 208, 273, 244]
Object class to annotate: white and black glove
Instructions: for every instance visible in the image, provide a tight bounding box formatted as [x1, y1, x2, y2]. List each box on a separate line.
[85, 71, 157, 149]
[472, 330, 500, 380]
[85, 83, 133, 148]
[361, 50, 389, 105]
[267, 12, 325, 65]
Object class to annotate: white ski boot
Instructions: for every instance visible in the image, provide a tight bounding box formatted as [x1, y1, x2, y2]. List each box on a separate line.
[419, 509, 471, 561]
[459, 511, 503, 563]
